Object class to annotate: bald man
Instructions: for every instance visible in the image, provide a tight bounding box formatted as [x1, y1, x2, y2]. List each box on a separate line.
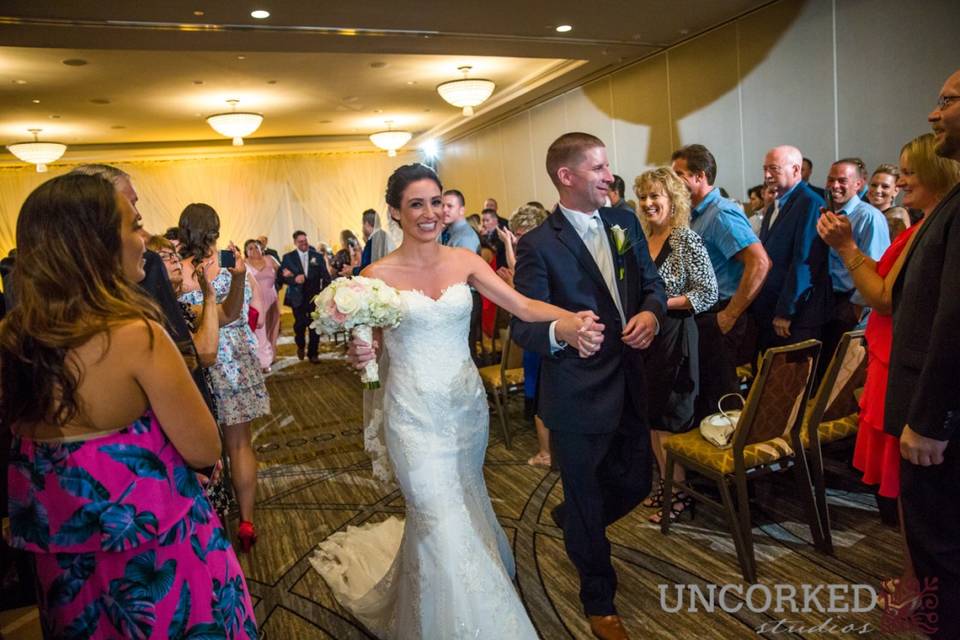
[751, 145, 830, 350]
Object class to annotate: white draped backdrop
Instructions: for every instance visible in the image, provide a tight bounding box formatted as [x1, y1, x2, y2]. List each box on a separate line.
[0, 150, 417, 258]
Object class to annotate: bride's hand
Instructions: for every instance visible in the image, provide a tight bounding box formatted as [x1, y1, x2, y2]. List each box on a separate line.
[575, 311, 605, 358]
[347, 337, 378, 369]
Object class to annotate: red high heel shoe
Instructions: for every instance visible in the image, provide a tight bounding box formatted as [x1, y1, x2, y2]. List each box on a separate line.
[237, 520, 257, 553]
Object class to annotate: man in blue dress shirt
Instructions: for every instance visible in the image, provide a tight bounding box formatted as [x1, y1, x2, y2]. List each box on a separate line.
[672, 144, 771, 421]
[442, 189, 483, 361]
[819, 158, 890, 375]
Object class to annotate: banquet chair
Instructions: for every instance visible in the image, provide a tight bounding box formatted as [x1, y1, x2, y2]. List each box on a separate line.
[800, 329, 867, 554]
[478, 324, 524, 449]
[661, 339, 824, 583]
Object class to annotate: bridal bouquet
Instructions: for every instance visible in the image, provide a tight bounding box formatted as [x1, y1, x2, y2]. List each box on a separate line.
[311, 276, 403, 389]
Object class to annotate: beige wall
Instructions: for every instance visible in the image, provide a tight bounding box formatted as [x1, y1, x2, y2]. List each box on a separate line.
[440, 0, 960, 215]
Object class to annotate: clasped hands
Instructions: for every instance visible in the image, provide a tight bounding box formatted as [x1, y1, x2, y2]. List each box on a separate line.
[557, 310, 658, 357]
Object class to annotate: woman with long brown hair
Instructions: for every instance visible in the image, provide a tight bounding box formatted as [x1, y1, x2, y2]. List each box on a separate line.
[2, 174, 256, 637]
[178, 203, 270, 551]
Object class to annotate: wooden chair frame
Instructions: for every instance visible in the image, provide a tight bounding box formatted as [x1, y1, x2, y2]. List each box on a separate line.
[661, 339, 826, 583]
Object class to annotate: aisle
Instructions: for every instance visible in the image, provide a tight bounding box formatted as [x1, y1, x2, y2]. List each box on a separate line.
[235, 317, 915, 640]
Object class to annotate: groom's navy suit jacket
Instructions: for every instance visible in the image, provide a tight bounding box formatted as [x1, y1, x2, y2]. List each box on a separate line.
[511, 206, 666, 434]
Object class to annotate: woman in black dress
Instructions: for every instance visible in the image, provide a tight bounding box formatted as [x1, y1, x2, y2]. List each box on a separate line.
[635, 168, 718, 522]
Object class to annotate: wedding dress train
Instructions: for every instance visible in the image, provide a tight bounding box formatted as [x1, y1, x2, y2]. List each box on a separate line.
[311, 283, 538, 639]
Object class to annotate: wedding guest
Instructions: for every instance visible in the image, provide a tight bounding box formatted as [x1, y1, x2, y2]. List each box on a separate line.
[245, 238, 281, 372]
[671, 144, 769, 422]
[802, 156, 826, 198]
[2, 173, 256, 637]
[481, 208, 507, 268]
[867, 164, 911, 241]
[179, 203, 270, 552]
[280, 230, 331, 362]
[634, 168, 718, 523]
[753, 145, 830, 350]
[256, 234, 281, 263]
[466, 213, 482, 235]
[0, 248, 14, 311]
[608, 175, 636, 212]
[884, 75, 960, 639]
[357, 209, 395, 271]
[493, 205, 553, 467]
[746, 185, 764, 215]
[442, 190, 483, 359]
[820, 158, 890, 379]
[817, 132, 960, 611]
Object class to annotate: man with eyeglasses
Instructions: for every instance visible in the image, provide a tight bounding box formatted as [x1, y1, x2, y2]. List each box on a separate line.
[750, 145, 831, 351]
[884, 70, 960, 640]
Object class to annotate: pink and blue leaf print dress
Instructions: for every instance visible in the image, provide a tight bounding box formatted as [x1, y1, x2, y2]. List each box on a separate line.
[7, 412, 257, 639]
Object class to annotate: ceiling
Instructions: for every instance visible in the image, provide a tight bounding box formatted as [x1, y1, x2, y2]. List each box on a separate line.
[0, 0, 772, 161]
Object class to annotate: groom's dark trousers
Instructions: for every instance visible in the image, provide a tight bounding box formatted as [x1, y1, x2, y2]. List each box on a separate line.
[512, 206, 666, 616]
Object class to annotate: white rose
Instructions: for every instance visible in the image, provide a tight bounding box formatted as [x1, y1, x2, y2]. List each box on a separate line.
[333, 287, 361, 315]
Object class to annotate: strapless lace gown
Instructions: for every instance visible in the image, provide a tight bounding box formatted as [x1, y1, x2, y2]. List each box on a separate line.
[311, 283, 538, 639]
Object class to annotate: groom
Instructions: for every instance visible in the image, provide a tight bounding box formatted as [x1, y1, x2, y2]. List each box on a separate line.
[512, 132, 666, 640]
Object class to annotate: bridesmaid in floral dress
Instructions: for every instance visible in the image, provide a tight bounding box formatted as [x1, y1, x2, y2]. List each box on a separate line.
[3, 174, 256, 638]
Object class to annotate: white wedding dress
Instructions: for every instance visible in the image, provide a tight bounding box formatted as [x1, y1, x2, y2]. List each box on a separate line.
[311, 283, 538, 639]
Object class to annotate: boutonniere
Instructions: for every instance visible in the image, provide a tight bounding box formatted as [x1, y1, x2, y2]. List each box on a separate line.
[609, 224, 633, 280]
[310, 257, 319, 265]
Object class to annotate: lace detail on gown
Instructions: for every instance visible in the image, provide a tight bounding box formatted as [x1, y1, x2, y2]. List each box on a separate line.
[311, 283, 537, 639]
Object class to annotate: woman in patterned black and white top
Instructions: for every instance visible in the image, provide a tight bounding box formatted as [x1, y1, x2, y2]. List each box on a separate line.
[635, 167, 718, 523]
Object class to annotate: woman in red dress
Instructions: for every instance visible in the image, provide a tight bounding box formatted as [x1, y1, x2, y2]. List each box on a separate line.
[818, 132, 960, 600]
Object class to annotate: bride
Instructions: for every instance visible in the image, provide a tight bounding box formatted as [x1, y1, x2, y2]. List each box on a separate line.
[311, 164, 604, 639]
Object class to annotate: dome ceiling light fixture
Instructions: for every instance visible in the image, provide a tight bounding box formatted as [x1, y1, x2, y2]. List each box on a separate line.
[6, 128, 67, 172]
[206, 99, 263, 145]
[369, 120, 412, 157]
[436, 66, 495, 117]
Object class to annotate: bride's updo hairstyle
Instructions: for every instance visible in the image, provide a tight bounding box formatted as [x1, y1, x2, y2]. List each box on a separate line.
[385, 163, 443, 225]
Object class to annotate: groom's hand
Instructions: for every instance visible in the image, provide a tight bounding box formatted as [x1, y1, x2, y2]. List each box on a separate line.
[622, 311, 657, 349]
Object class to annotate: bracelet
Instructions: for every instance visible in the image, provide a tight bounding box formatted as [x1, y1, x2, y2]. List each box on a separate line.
[845, 252, 866, 272]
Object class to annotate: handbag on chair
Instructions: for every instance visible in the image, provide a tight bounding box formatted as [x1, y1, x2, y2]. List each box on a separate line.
[699, 393, 745, 449]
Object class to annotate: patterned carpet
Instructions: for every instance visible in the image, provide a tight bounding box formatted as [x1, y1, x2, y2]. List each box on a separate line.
[232, 315, 920, 640]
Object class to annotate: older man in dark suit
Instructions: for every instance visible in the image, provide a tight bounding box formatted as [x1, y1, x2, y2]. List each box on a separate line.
[753, 145, 830, 351]
[279, 230, 331, 363]
[885, 70, 960, 640]
[512, 132, 666, 640]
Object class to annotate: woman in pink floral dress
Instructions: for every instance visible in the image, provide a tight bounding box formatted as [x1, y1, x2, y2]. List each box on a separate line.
[3, 174, 256, 638]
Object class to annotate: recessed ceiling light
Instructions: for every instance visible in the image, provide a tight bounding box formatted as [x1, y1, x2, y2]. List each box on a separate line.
[50, 114, 61, 119]
[369, 61, 387, 69]
[111, 125, 126, 129]
[32, 99, 40, 104]
[250, 9, 270, 19]
[424, 108, 431, 112]
[342, 95, 359, 103]
[373, 109, 383, 113]
[266, 80, 277, 84]
[556, 24, 572, 33]
[193, 10, 205, 16]
[679, 28, 690, 35]
[318, 119, 332, 124]
[90, 98, 111, 105]
[62, 58, 88, 66]
[406, 81, 417, 86]
[236, 55, 246, 60]
[193, 80, 204, 85]
[13, 79, 28, 85]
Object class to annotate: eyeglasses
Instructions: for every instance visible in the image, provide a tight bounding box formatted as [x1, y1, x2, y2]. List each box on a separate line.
[157, 250, 181, 263]
[936, 95, 960, 110]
